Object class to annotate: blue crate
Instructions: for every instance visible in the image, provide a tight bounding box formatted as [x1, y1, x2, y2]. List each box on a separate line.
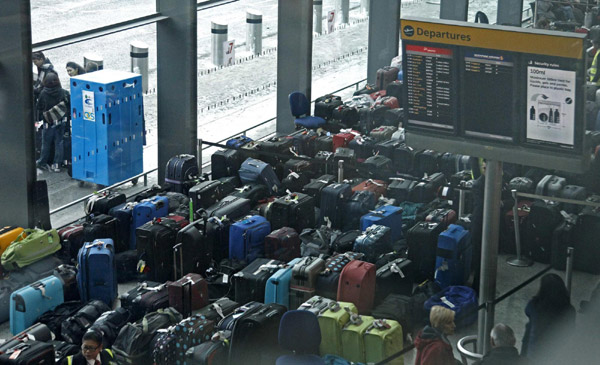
[70, 70, 144, 186]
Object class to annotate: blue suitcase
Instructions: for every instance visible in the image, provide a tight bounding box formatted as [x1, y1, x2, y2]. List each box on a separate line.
[319, 183, 353, 229]
[238, 158, 282, 195]
[130, 196, 169, 248]
[264, 258, 301, 308]
[229, 215, 271, 262]
[434, 224, 472, 288]
[342, 190, 376, 231]
[108, 202, 137, 250]
[77, 239, 117, 307]
[10, 275, 64, 335]
[353, 225, 393, 262]
[226, 135, 253, 149]
[360, 205, 403, 242]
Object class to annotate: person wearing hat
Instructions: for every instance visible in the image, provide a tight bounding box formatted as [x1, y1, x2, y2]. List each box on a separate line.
[66, 62, 86, 77]
[62, 330, 116, 365]
[36, 72, 70, 172]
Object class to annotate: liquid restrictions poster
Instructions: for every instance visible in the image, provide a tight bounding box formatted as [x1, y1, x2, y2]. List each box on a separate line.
[526, 61, 576, 147]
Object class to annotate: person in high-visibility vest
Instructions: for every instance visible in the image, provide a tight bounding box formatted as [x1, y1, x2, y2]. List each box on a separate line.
[590, 40, 600, 85]
[63, 330, 116, 365]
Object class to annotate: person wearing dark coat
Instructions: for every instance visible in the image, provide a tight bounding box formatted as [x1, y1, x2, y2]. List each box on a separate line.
[36, 72, 70, 172]
[66, 61, 86, 77]
[414, 305, 458, 365]
[521, 273, 576, 361]
[62, 331, 116, 365]
[476, 323, 529, 365]
[32, 51, 55, 102]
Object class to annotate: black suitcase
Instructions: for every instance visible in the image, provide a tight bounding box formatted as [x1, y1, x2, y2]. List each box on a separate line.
[376, 66, 399, 90]
[315, 134, 334, 153]
[342, 191, 377, 231]
[410, 173, 446, 203]
[197, 297, 240, 322]
[388, 178, 417, 203]
[392, 144, 417, 174]
[314, 151, 335, 175]
[358, 106, 386, 134]
[258, 136, 294, 165]
[509, 176, 535, 194]
[375, 139, 403, 159]
[52, 340, 79, 364]
[331, 104, 360, 127]
[560, 185, 587, 214]
[282, 171, 312, 193]
[414, 149, 441, 177]
[290, 129, 318, 157]
[331, 230, 362, 254]
[319, 183, 353, 229]
[383, 108, 404, 127]
[89, 307, 131, 348]
[38, 301, 84, 341]
[348, 136, 377, 161]
[204, 196, 251, 220]
[372, 294, 425, 336]
[334, 147, 356, 164]
[450, 170, 473, 187]
[0, 340, 55, 365]
[314, 95, 343, 120]
[230, 183, 270, 205]
[385, 80, 403, 100]
[233, 258, 283, 304]
[302, 174, 335, 208]
[115, 249, 139, 282]
[205, 216, 232, 263]
[165, 154, 199, 194]
[269, 192, 316, 232]
[407, 221, 445, 282]
[174, 218, 213, 279]
[375, 257, 414, 304]
[363, 155, 393, 180]
[211, 148, 243, 180]
[136, 218, 183, 282]
[82, 213, 122, 251]
[523, 200, 563, 264]
[573, 199, 600, 274]
[53, 264, 79, 302]
[369, 126, 398, 142]
[189, 177, 239, 212]
[283, 158, 314, 175]
[85, 191, 127, 216]
[353, 83, 379, 96]
[120, 281, 170, 322]
[186, 340, 228, 365]
[551, 214, 577, 270]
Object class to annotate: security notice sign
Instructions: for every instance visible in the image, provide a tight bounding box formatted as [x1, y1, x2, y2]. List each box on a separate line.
[526, 63, 576, 148]
[82, 90, 95, 122]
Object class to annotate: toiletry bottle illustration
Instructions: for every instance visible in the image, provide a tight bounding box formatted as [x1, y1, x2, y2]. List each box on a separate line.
[530, 105, 536, 120]
[554, 109, 560, 124]
[549, 108, 554, 123]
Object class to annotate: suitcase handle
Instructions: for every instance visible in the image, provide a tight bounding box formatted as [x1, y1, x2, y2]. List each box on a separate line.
[173, 243, 183, 281]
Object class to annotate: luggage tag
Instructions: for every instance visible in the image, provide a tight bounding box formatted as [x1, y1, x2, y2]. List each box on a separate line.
[389, 263, 406, 279]
[371, 319, 392, 330]
[440, 296, 456, 309]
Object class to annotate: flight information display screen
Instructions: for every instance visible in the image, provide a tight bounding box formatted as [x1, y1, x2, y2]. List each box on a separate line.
[405, 44, 457, 132]
[461, 50, 516, 142]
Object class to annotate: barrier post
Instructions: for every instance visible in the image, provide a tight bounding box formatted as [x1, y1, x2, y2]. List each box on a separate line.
[83, 52, 104, 71]
[211, 21, 228, 66]
[566, 246, 574, 296]
[507, 189, 533, 267]
[314, 0, 323, 34]
[130, 41, 149, 93]
[337, 0, 350, 24]
[458, 188, 465, 218]
[338, 160, 344, 182]
[246, 10, 263, 55]
[197, 139, 203, 173]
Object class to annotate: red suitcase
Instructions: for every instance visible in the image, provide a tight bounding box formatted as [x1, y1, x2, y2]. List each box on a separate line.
[264, 227, 301, 262]
[337, 260, 376, 314]
[352, 179, 387, 200]
[333, 130, 359, 151]
[168, 273, 209, 317]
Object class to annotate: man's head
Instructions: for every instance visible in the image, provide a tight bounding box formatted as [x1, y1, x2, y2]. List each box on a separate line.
[490, 323, 516, 348]
[81, 330, 103, 361]
[32, 52, 45, 68]
[430, 305, 456, 335]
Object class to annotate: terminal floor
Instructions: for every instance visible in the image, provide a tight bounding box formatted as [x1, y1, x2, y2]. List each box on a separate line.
[1, 253, 598, 363]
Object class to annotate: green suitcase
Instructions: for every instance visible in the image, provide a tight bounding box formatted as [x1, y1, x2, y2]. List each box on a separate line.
[364, 319, 404, 365]
[341, 314, 374, 363]
[1, 229, 61, 271]
[318, 301, 357, 356]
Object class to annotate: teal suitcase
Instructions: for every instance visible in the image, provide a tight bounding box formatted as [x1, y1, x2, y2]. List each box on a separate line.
[10, 275, 64, 335]
[264, 258, 301, 308]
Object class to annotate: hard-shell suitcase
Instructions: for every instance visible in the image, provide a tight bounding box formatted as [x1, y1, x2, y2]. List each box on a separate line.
[264, 227, 301, 262]
[535, 174, 567, 197]
[315, 95, 343, 120]
[0, 340, 55, 365]
[229, 215, 271, 262]
[337, 260, 376, 314]
[341, 314, 375, 363]
[360, 205, 403, 243]
[376, 66, 399, 90]
[560, 185, 587, 213]
[343, 191, 377, 231]
[364, 319, 404, 365]
[302, 174, 335, 207]
[131, 196, 169, 248]
[211, 148, 243, 179]
[387, 178, 417, 203]
[269, 192, 315, 233]
[1, 229, 61, 271]
[109, 202, 137, 251]
[353, 225, 393, 263]
[315, 252, 364, 300]
[168, 273, 209, 316]
[0, 227, 24, 257]
[82, 213, 121, 251]
[238, 158, 282, 195]
[352, 179, 387, 200]
[265, 258, 302, 308]
[233, 258, 283, 304]
[319, 183, 353, 229]
[9, 275, 64, 335]
[77, 239, 117, 307]
[434, 224, 472, 288]
[230, 183, 270, 206]
[205, 196, 251, 220]
[333, 131, 358, 151]
[85, 191, 127, 216]
[375, 257, 413, 304]
[136, 218, 183, 282]
[289, 256, 325, 309]
[165, 154, 199, 193]
[407, 221, 445, 282]
[205, 216, 232, 263]
[363, 155, 393, 180]
[317, 300, 358, 356]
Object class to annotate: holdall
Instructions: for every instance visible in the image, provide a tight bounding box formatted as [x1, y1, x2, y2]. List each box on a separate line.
[360, 205, 403, 243]
[229, 215, 271, 262]
[315, 94, 344, 120]
[89, 307, 131, 348]
[37, 301, 83, 341]
[341, 314, 375, 363]
[53, 264, 79, 302]
[82, 213, 122, 251]
[352, 179, 387, 200]
[332, 104, 360, 127]
[376, 66, 399, 91]
[337, 260, 376, 314]
[51, 340, 80, 364]
[343, 191, 377, 231]
[315, 252, 365, 300]
[152, 314, 215, 365]
[0, 226, 24, 257]
[84, 191, 127, 216]
[509, 176, 535, 194]
[77, 239, 117, 307]
[299, 226, 339, 257]
[238, 157, 282, 195]
[424, 285, 478, 328]
[226, 135, 253, 149]
[318, 301, 358, 356]
[108, 202, 137, 251]
[112, 307, 183, 365]
[434, 224, 472, 288]
[0, 339, 55, 365]
[265, 258, 302, 308]
[131, 195, 169, 248]
[264, 227, 301, 262]
[120, 281, 168, 322]
[61, 300, 111, 345]
[364, 318, 404, 365]
[165, 154, 199, 194]
[289, 256, 326, 309]
[331, 230, 363, 254]
[168, 273, 209, 316]
[211, 148, 243, 179]
[228, 302, 288, 364]
[319, 183, 353, 229]
[115, 249, 139, 283]
[1, 229, 61, 271]
[353, 225, 393, 263]
[9, 275, 64, 335]
[302, 174, 335, 207]
[205, 195, 251, 220]
[233, 258, 283, 304]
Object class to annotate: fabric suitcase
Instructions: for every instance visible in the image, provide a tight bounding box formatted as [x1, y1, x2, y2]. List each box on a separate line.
[0, 227, 24, 257]
[233, 258, 283, 304]
[82, 213, 122, 251]
[342, 315, 376, 363]
[57, 223, 84, 259]
[414, 149, 441, 177]
[290, 129, 318, 157]
[115, 249, 139, 283]
[258, 136, 294, 164]
[52, 264, 79, 302]
[360, 205, 403, 243]
[205, 195, 251, 220]
[376, 66, 399, 90]
[347, 135, 376, 162]
[535, 174, 567, 197]
[333, 147, 356, 167]
[108, 202, 136, 251]
[189, 180, 226, 211]
[375, 257, 413, 304]
[185, 340, 228, 365]
[264, 227, 301, 262]
[289, 256, 325, 309]
[85, 191, 126, 216]
[387, 178, 417, 203]
[230, 183, 270, 205]
[331, 231, 363, 253]
[9, 275, 64, 335]
[332, 104, 360, 127]
[299, 226, 337, 257]
[217, 300, 263, 332]
[302, 174, 335, 207]
[173, 218, 213, 279]
[409, 172, 446, 203]
[269, 192, 315, 233]
[509, 176, 535, 194]
[229, 215, 271, 262]
[573, 201, 600, 273]
[523, 200, 563, 263]
[168, 273, 209, 316]
[281, 172, 312, 197]
[343, 191, 377, 231]
[315, 135, 334, 153]
[434, 224, 472, 288]
[165, 154, 199, 193]
[315, 95, 343, 120]
[369, 126, 397, 141]
[358, 105, 388, 134]
[238, 158, 282, 195]
[407, 221, 445, 282]
[315, 252, 364, 300]
[385, 80, 403, 100]
[319, 183, 353, 229]
[333, 131, 359, 152]
[131, 195, 169, 248]
[196, 297, 239, 323]
[352, 179, 387, 200]
[152, 314, 215, 365]
[363, 155, 393, 180]
[211, 148, 243, 179]
[364, 319, 404, 365]
[89, 307, 131, 348]
[425, 208, 458, 228]
[337, 260, 376, 314]
[317, 300, 358, 356]
[560, 185, 587, 213]
[119, 281, 166, 321]
[226, 135, 253, 149]
[0, 340, 54, 365]
[77, 239, 117, 307]
[385, 109, 404, 128]
[1, 229, 61, 271]
[353, 225, 393, 263]
[61, 300, 111, 345]
[424, 285, 477, 328]
[136, 218, 182, 282]
[264, 258, 302, 308]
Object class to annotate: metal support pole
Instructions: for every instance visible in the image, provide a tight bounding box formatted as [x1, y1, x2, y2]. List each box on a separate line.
[338, 160, 344, 183]
[211, 21, 228, 66]
[361, 0, 369, 15]
[197, 138, 203, 173]
[458, 189, 465, 218]
[83, 52, 104, 71]
[366, 0, 401, 84]
[566, 247, 574, 296]
[337, 0, 350, 24]
[440, 0, 468, 21]
[497, 0, 524, 26]
[507, 189, 533, 267]
[477, 160, 503, 355]
[246, 10, 262, 55]
[130, 41, 149, 93]
[314, 0, 323, 34]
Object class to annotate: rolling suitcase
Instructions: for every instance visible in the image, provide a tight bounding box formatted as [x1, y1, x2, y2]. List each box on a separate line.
[211, 148, 243, 179]
[264, 227, 301, 262]
[573, 200, 600, 274]
[233, 258, 283, 304]
[353, 225, 393, 263]
[319, 183, 353, 229]
[265, 258, 302, 308]
[238, 158, 282, 195]
[119, 281, 168, 322]
[337, 260, 376, 314]
[9, 275, 64, 335]
[0, 340, 55, 365]
[197, 297, 240, 323]
[315, 252, 364, 300]
[343, 191, 377, 231]
[289, 256, 325, 310]
[341, 314, 375, 363]
[523, 200, 563, 263]
[205, 216, 232, 263]
[376, 66, 399, 90]
[332, 104, 360, 127]
[281, 172, 312, 198]
[230, 183, 270, 205]
[551, 214, 577, 270]
[386, 80, 403, 100]
[387, 178, 417, 203]
[131, 195, 169, 248]
[414, 150, 441, 177]
[229, 215, 271, 262]
[165, 154, 199, 194]
[226, 135, 253, 149]
[115, 249, 139, 283]
[168, 273, 209, 317]
[205, 196, 251, 220]
[375, 257, 413, 304]
[348, 135, 377, 162]
[407, 221, 445, 282]
[57, 223, 84, 259]
[434, 224, 472, 288]
[82, 213, 121, 251]
[136, 218, 183, 282]
[268, 192, 315, 233]
[174, 218, 213, 279]
[315, 95, 343, 120]
[188, 180, 228, 211]
[333, 130, 358, 151]
[352, 179, 387, 200]
[302, 174, 335, 207]
[77, 239, 117, 307]
[290, 128, 318, 157]
[84, 191, 126, 216]
[185, 340, 228, 365]
[425, 208, 458, 229]
[315, 135, 334, 153]
[409, 173, 446, 203]
[362, 155, 393, 180]
[360, 205, 403, 242]
[369, 126, 397, 141]
[364, 319, 404, 365]
[109, 202, 136, 251]
[152, 314, 216, 365]
[318, 300, 358, 356]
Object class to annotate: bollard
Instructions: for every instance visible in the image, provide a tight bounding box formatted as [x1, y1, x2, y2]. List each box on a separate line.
[566, 247, 574, 296]
[360, 0, 369, 15]
[314, 0, 323, 34]
[211, 21, 228, 66]
[130, 41, 149, 93]
[338, 160, 344, 183]
[337, 0, 350, 24]
[458, 188, 465, 218]
[507, 189, 533, 267]
[83, 52, 104, 71]
[246, 9, 263, 55]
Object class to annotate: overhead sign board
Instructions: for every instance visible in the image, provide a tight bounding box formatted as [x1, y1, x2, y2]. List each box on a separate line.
[401, 17, 588, 172]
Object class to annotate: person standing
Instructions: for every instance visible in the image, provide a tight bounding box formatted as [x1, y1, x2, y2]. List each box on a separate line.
[66, 62, 86, 77]
[62, 330, 116, 365]
[414, 305, 459, 365]
[32, 51, 55, 103]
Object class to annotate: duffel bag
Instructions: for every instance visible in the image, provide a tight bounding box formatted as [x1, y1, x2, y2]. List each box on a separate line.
[1, 229, 61, 271]
[423, 285, 477, 328]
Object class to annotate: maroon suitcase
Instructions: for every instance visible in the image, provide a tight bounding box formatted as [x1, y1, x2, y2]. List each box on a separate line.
[264, 227, 301, 262]
[376, 66, 399, 91]
[168, 273, 209, 318]
[337, 260, 376, 314]
[425, 208, 457, 229]
[351, 179, 387, 200]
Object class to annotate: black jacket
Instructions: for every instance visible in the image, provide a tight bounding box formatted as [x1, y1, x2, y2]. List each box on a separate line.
[34, 59, 54, 96]
[475, 346, 529, 365]
[36, 85, 68, 122]
[61, 349, 116, 365]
